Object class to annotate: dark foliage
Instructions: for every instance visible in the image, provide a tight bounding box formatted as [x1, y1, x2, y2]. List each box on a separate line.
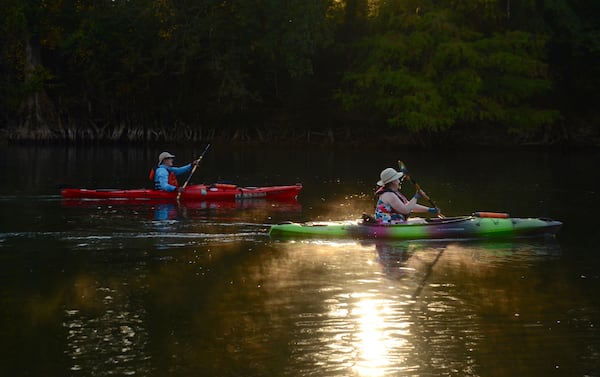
[0, 0, 598, 146]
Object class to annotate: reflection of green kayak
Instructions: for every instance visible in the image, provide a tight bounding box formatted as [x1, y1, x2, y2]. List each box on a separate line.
[269, 213, 562, 240]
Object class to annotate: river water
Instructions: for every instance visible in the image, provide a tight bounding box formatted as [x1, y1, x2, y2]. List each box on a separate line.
[0, 143, 599, 376]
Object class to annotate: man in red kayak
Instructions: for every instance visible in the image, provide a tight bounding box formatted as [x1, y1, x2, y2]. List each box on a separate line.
[151, 152, 199, 192]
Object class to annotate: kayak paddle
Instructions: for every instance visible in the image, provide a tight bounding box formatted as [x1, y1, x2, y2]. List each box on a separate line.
[398, 160, 444, 218]
[177, 143, 211, 201]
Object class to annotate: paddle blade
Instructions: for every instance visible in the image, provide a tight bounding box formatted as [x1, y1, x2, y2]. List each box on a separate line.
[397, 160, 408, 174]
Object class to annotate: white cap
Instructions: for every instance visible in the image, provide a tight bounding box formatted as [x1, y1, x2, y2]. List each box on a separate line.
[158, 151, 175, 165]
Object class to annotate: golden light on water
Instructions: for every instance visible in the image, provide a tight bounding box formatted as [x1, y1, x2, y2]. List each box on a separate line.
[323, 291, 411, 376]
[270, 240, 417, 376]
[268, 239, 549, 375]
[353, 299, 390, 376]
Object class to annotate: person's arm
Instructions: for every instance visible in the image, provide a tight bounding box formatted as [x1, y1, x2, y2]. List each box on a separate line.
[169, 163, 192, 176]
[383, 192, 416, 215]
[155, 167, 177, 192]
[385, 191, 439, 215]
[412, 203, 436, 213]
[410, 190, 440, 214]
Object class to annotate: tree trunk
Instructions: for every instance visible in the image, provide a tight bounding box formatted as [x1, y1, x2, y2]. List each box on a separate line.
[20, 34, 55, 137]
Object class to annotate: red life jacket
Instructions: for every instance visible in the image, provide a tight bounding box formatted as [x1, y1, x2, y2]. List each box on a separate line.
[149, 168, 179, 188]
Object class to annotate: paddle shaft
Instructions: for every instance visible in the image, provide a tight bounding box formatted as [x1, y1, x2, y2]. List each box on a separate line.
[177, 143, 211, 200]
[408, 177, 439, 209]
[398, 160, 444, 218]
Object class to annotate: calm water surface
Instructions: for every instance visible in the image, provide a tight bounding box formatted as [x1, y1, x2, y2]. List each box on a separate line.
[1, 144, 599, 376]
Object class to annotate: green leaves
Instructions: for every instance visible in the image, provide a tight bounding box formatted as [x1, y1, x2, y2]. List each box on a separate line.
[0, 0, 597, 144]
[337, 1, 560, 140]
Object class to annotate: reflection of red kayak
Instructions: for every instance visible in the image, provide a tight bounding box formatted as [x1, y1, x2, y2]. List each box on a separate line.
[62, 197, 302, 211]
[60, 183, 302, 201]
[61, 196, 303, 221]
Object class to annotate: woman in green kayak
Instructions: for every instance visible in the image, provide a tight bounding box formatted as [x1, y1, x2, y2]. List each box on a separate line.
[374, 167, 439, 224]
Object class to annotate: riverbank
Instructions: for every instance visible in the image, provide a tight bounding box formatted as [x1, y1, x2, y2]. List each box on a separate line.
[1, 122, 598, 149]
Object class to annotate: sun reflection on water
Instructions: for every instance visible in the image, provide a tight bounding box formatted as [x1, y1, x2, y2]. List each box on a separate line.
[353, 299, 391, 376]
[320, 278, 413, 376]
[273, 240, 420, 376]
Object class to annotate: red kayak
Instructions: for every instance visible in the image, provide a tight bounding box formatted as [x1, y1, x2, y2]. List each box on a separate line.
[61, 183, 302, 201]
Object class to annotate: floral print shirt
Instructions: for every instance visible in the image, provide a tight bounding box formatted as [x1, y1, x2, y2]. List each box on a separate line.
[374, 189, 408, 224]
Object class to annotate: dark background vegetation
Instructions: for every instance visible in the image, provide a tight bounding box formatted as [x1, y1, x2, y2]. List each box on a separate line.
[1, 0, 599, 146]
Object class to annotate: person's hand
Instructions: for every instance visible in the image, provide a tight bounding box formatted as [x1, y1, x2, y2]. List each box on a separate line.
[414, 189, 426, 200]
[191, 159, 199, 166]
[428, 207, 440, 215]
[178, 187, 184, 193]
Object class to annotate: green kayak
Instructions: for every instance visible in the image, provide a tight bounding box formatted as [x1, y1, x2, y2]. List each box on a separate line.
[269, 213, 562, 240]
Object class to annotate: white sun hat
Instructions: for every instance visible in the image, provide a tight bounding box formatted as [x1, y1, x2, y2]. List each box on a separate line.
[377, 167, 404, 186]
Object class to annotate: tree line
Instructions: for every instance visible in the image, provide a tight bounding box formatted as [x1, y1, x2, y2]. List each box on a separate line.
[1, 0, 599, 146]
